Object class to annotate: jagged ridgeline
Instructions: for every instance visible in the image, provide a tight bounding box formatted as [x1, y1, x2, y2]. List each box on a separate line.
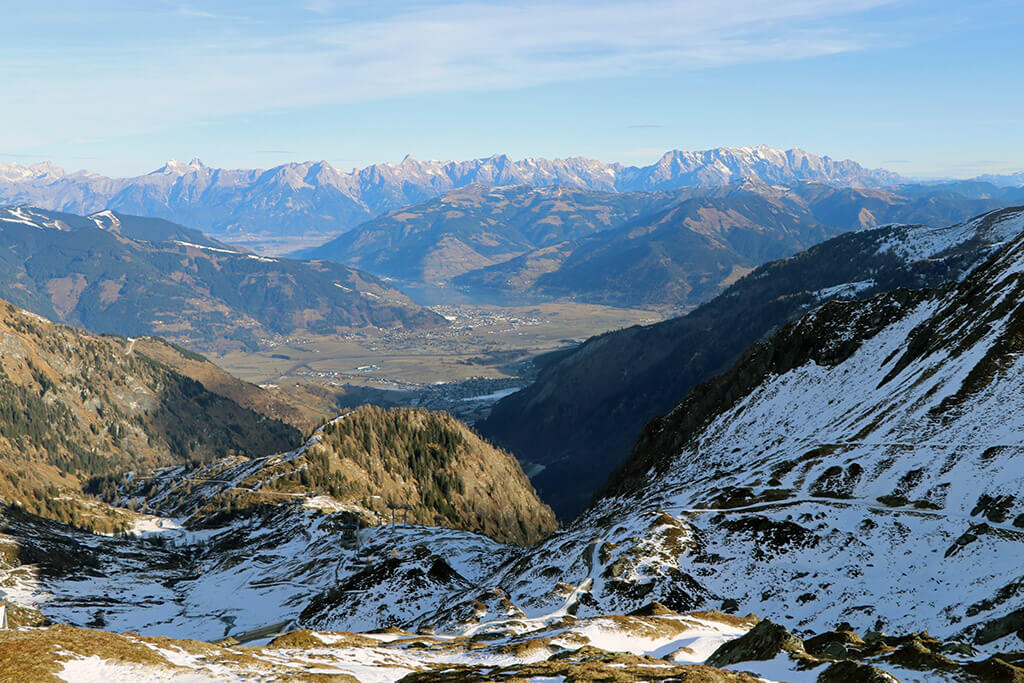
[121, 405, 558, 545]
[0, 299, 301, 530]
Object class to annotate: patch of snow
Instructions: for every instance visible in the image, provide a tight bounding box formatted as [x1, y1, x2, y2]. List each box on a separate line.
[459, 387, 521, 402]
[812, 278, 876, 301]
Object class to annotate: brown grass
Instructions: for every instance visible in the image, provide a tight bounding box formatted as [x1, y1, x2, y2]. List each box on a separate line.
[0, 624, 172, 682]
[269, 630, 380, 649]
[686, 610, 761, 629]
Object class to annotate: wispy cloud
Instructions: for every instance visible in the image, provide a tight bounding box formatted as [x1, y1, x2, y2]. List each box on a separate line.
[303, 0, 336, 15]
[174, 6, 217, 19]
[0, 0, 912, 148]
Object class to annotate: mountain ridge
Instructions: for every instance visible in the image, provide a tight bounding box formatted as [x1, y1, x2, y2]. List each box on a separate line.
[0, 146, 904, 240]
[0, 297, 302, 530]
[113, 404, 557, 545]
[308, 179, 1024, 310]
[0, 206, 446, 352]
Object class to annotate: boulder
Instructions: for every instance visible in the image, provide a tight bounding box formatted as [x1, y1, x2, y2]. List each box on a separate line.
[885, 636, 958, 673]
[804, 630, 866, 657]
[706, 619, 804, 667]
[817, 660, 900, 682]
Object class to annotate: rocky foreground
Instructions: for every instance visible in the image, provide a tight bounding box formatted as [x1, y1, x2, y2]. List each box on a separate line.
[3, 603, 1023, 682]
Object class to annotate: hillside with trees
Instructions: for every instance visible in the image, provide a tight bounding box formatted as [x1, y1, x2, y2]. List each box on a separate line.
[0, 298, 301, 530]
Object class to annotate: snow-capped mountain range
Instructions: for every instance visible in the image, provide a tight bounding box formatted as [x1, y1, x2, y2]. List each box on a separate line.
[0, 147, 903, 240]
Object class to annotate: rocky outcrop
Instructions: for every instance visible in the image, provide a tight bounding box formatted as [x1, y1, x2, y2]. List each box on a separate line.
[817, 660, 900, 683]
[705, 619, 804, 667]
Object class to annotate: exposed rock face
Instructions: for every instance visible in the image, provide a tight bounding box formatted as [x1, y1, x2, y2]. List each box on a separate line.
[884, 635, 959, 672]
[804, 630, 866, 657]
[705, 620, 804, 667]
[973, 607, 1024, 645]
[963, 654, 1024, 682]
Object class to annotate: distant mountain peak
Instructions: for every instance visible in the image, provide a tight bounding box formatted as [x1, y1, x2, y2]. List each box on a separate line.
[155, 157, 207, 175]
[0, 160, 67, 182]
[1, 147, 907, 238]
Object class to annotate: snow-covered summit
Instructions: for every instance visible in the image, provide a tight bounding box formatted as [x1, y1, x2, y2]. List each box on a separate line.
[0, 161, 67, 182]
[0, 146, 904, 237]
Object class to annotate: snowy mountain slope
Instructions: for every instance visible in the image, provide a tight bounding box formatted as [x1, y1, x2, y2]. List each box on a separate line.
[0, 205, 227, 248]
[0, 500, 511, 641]
[0, 146, 901, 240]
[1, 496, 1005, 681]
[494, 215, 1024, 645]
[480, 205, 1024, 519]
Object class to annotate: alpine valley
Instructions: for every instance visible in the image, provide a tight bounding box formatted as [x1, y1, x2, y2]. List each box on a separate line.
[3, 146, 1024, 683]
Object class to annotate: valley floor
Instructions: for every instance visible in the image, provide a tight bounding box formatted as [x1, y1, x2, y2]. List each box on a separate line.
[210, 301, 664, 424]
[214, 302, 662, 387]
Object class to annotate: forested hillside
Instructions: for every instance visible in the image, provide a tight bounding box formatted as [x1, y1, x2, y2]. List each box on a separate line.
[116, 405, 558, 545]
[0, 299, 300, 530]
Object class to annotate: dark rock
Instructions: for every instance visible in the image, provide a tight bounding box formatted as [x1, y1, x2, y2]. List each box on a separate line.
[938, 640, 976, 656]
[971, 494, 1016, 523]
[805, 630, 866, 657]
[706, 619, 804, 667]
[945, 523, 990, 558]
[975, 608, 1024, 645]
[817, 660, 900, 682]
[963, 655, 1024, 682]
[822, 642, 848, 659]
[885, 636, 958, 672]
[864, 630, 888, 645]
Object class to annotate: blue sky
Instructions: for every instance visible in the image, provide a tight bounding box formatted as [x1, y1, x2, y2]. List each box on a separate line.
[1, 0, 1022, 178]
